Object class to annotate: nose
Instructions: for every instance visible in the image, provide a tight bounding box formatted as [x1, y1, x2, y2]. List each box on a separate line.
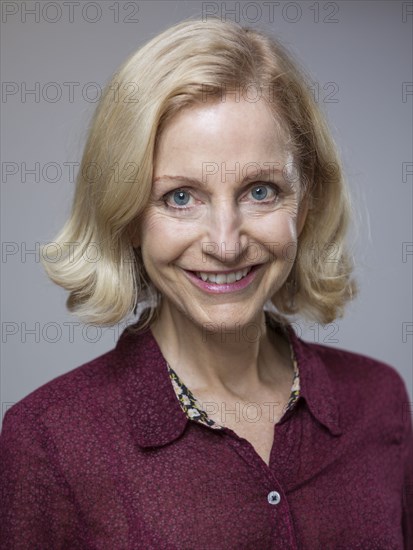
[203, 198, 249, 265]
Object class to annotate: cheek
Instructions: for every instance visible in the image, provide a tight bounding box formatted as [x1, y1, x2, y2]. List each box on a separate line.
[257, 212, 298, 244]
[259, 213, 299, 267]
[140, 210, 194, 264]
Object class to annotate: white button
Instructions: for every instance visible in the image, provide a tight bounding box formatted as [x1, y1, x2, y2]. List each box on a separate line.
[267, 491, 281, 505]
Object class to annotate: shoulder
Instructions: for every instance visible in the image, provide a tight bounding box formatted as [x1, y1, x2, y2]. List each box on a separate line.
[308, 339, 407, 395]
[269, 311, 408, 403]
[4, 329, 158, 434]
[4, 350, 113, 432]
[1, 324, 157, 441]
[1, 345, 124, 434]
[299, 337, 411, 430]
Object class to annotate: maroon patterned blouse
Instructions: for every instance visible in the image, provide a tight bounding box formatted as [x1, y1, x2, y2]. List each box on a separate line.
[1, 311, 412, 549]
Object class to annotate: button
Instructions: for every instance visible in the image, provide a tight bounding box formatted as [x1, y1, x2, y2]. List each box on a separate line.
[267, 491, 281, 505]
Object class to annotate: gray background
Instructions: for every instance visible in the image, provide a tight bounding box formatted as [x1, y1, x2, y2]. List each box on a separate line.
[1, 0, 412, 428]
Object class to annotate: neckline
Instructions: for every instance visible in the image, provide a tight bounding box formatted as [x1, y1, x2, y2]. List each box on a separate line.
[165, 312, 301, 429]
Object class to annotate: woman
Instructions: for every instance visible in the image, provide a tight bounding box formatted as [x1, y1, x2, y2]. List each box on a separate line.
[1, 17, 411, 549]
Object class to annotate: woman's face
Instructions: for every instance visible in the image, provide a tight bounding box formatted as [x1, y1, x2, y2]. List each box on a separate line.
[134, 97, 308, 329]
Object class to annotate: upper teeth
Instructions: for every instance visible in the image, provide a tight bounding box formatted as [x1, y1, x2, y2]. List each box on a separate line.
[195, 267, 252, 284]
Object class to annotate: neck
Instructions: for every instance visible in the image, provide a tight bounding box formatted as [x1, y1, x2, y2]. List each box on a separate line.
[149, 302, 291, 400]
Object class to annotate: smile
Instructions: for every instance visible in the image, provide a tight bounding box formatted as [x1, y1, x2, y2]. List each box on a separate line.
[195, 266, 252, 284]
[182, 264, 262, 294]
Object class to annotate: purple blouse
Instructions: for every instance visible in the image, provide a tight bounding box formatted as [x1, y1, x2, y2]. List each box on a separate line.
[1, 311, 412, 549]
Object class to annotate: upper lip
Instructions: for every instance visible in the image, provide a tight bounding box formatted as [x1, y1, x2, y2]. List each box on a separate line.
[187, 265, 259, 274]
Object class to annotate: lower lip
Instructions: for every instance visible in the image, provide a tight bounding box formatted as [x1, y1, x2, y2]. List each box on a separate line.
[182, 265, 262, 294]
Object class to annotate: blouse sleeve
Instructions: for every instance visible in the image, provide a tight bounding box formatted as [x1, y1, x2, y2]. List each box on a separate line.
[0, 405, 80, 549]
[400, 383, 413, 549]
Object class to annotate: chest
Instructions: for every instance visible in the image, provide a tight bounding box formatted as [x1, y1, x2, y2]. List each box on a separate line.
[194, 392, 291, 467]
[226, 418, 276, 466]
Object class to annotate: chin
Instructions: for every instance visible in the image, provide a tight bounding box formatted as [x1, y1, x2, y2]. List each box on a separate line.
[192, 305, 264, 326]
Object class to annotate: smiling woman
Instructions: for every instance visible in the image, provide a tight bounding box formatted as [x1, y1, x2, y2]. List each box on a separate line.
[133, 98, 307, 328]
[1, 15, 412, 550]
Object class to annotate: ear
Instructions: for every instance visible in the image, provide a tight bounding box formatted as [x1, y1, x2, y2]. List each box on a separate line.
[297, 194, 310, 237]
[127, 222, 140, 248]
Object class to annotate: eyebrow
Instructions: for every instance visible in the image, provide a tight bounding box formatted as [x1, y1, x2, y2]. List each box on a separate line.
[152, 166, 284, 186]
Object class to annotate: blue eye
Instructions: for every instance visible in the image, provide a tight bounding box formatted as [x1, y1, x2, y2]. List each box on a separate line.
[172, 190, 190, 206]
[251, 186, 268, 200]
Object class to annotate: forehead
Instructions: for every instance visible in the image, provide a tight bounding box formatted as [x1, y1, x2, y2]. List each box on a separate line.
[154, 98, 291, 175]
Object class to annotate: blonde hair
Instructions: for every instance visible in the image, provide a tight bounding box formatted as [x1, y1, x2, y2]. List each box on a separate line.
[40, 16, 358, 332]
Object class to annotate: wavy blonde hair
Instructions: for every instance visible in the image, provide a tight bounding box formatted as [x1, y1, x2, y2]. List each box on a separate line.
[40, 16, 358, 332]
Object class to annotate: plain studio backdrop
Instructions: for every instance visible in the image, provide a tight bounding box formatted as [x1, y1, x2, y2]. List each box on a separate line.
[1, 0, 412, 427]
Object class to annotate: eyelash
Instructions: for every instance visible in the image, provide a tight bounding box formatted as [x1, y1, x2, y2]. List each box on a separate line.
[161, 183, 280, 210]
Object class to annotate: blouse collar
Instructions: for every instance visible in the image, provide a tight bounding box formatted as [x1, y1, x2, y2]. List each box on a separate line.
[115, 311, 342, 449]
